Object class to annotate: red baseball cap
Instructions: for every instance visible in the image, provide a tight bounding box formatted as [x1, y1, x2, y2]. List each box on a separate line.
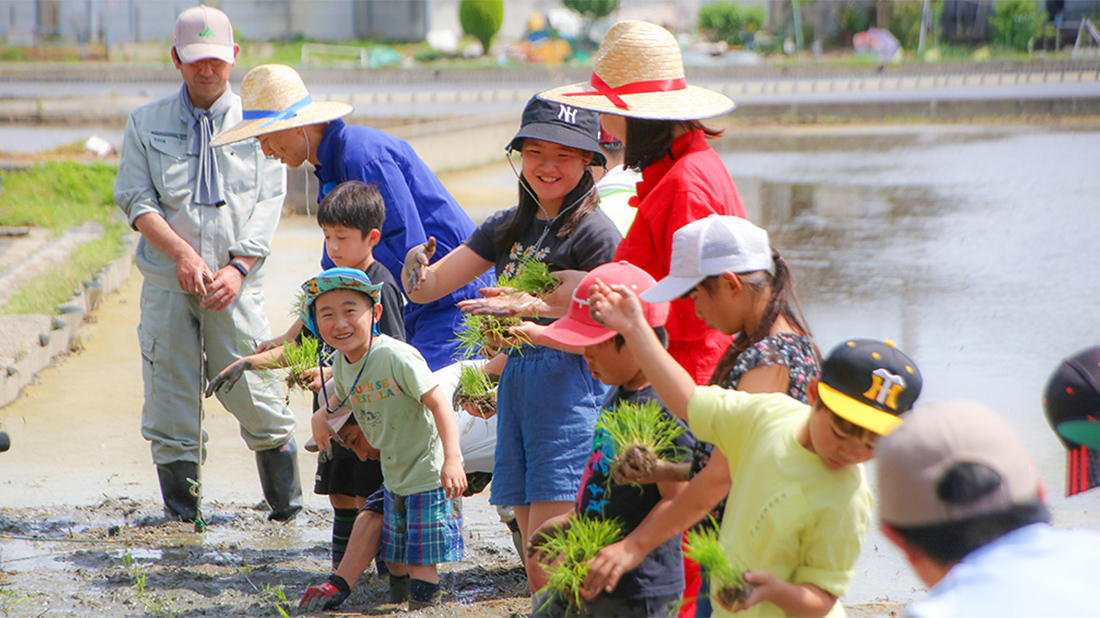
[542, 261, 669, 348]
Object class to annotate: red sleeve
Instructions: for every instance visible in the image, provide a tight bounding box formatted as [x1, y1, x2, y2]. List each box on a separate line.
[613, 203, 661, 276]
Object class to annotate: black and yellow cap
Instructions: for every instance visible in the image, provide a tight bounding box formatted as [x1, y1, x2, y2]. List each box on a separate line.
[817, 339, 921, 436]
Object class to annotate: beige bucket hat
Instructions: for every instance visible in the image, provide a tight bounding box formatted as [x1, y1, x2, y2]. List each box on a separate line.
[539, 20, 735, 120]
[212, 64, 352, 146]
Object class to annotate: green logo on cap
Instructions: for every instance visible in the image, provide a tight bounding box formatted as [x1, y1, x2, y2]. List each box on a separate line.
[199, 27, 215, 38]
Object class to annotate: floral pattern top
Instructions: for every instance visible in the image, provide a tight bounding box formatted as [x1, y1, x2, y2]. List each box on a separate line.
[716, 333, 819, 397]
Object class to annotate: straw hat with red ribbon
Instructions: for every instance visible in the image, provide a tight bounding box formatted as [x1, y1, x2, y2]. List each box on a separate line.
[212, 64, 352, 147]
[539, 20, 735, 120]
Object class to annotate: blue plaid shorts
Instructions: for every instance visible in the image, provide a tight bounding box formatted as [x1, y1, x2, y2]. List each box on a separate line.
[380, 487, 463, 566]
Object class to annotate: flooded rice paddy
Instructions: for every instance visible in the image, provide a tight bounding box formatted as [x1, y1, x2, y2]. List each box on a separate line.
[0, 122, 1097, 615]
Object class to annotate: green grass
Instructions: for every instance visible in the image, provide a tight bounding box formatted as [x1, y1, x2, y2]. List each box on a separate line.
[0, 222, 128, 315]
[536, 516, 624, 614]
[0, 162, 118, 231]
[0, 162, 127, 316]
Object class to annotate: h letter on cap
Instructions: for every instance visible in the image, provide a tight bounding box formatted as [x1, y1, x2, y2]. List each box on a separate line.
[864, 369, 906, 410]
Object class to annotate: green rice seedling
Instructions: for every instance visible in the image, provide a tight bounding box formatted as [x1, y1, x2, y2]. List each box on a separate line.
[500, 256, 559, 298]
[0, 585, 28, 613]
[595, 399, 687, 483]
[453, 364, 498, 419]
[452, 313, 531, 360]
[289, 290, 307, 319]
[261, 584, 291, 617]
[536, 515, 624, 615]
[281, 337, 320, 391]
[684, 524, 755, 609]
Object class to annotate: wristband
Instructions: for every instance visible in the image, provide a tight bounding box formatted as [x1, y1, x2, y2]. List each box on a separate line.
[228, 260, 250, 278]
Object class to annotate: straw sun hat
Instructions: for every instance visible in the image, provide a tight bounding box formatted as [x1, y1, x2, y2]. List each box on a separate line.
[539, 20, 735, 121]
[212, 64, 352, 147]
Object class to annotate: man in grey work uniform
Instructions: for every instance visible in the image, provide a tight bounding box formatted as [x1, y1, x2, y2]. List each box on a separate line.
[114, 5, 302, 522]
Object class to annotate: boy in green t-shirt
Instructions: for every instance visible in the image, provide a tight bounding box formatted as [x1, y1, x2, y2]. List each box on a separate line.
[298, 267, 466, 610]
[582, 277, 922, 617]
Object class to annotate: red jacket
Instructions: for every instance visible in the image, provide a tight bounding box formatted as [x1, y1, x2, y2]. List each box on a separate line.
[614, 129, 745, 380]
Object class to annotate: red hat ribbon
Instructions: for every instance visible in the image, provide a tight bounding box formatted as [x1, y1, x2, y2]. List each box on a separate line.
[563, 73, 687, 110]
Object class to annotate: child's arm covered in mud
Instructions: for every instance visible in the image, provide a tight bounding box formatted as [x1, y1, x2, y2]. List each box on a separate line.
[205, 346, 289, 397]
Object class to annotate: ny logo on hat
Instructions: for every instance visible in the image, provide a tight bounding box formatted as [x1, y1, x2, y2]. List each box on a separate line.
[864, 369, 907, 410]
[557, 105, 579, 124]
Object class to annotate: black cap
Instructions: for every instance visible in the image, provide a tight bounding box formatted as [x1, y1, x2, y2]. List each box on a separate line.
[508, 96, 606, 167]
[1042, 346, 1100, 496]
[1044, 346, 1100, 450]
[817, 339, 922, 436]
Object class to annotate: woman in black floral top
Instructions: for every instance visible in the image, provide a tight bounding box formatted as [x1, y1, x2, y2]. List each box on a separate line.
[616, 241, 819, 617]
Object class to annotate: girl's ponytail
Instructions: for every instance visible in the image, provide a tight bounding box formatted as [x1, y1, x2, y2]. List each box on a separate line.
[707, 247, 819, 386]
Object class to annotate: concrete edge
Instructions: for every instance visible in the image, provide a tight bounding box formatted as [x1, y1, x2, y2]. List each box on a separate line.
[0, 233, 139, 409]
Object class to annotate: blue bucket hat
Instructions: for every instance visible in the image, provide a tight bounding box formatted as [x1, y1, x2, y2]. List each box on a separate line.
[298, 267, 383, 335]
[508, 96, 606, 167]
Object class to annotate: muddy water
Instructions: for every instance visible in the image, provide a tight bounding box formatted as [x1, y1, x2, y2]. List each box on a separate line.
[719, 125, 1100, 603]
[1, 124, 1097, 612]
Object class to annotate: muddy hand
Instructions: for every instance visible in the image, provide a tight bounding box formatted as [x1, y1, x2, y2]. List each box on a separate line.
[581, 540, 643, 599]
[205, 360, 251, 397]
[402, 237, 436, 293]
[458, 288, 539, 318]
[612, 445, 653, 485]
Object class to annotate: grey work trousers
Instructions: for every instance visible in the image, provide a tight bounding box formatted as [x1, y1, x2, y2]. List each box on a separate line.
[138, 281, 296, 464]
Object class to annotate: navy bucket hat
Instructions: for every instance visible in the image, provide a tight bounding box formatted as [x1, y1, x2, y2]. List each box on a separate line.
[507, 96, 606, 167]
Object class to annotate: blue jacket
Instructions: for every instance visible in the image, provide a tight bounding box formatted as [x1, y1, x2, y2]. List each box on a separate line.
[315, 119, 493, 369]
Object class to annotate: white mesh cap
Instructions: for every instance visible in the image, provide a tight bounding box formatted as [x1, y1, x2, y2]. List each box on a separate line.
[641, 215, 773, 303]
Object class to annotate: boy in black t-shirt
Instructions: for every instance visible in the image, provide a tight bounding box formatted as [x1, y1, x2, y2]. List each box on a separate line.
[533, 261, 695, 617]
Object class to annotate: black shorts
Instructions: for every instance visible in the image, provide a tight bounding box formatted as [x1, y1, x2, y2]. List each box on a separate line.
[313, 443, 384, 498]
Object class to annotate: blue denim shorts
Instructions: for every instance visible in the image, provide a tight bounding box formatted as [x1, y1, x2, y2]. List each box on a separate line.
[490, 346, 607, 506]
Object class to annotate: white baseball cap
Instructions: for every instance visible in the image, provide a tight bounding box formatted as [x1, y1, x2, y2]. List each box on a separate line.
[173, 5, 235, 64]
[641, 215, 774, 303]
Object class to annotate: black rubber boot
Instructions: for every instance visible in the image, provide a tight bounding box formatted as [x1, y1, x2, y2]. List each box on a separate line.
[408, 579, 443, 610]
[255, 437, 303, 521]
[156, 461, 200, 522]
[389, 574, 411, 604]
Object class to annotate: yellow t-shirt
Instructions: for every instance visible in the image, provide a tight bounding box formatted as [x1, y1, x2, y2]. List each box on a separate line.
[688, 387, 872, 618]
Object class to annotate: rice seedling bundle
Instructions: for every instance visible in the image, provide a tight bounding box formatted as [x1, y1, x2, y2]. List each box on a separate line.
[281, 337, 320, 391]
[452, 313, 530, 360]
[500, 256, 559, 298]
[536, 516, 624, 614]
[454, 364, 497, 419]
[595, 399, 687, 482]
[683, 525, 755, 608]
